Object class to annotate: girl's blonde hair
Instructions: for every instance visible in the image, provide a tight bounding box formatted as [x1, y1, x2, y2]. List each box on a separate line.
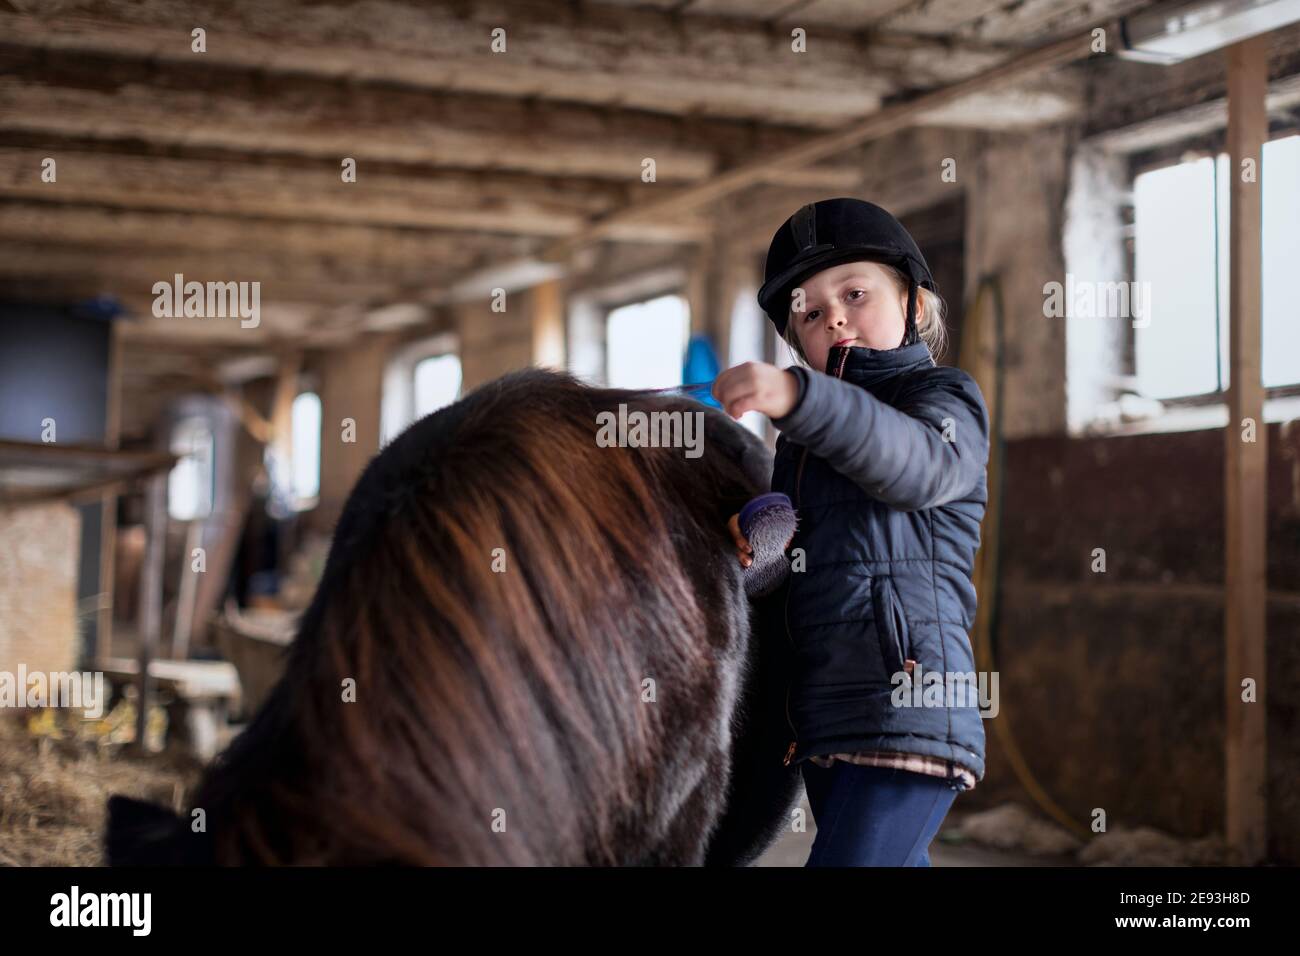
[782, 264, 948, 368]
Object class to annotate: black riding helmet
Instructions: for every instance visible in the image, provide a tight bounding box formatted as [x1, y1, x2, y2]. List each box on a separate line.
[757, 197, 936, 346]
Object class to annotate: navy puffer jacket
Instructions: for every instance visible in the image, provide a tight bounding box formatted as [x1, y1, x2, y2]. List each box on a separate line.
[769, 340, 990, 779]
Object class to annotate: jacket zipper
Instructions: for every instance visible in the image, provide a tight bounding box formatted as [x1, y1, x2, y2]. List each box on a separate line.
[782, 347, 852, 767]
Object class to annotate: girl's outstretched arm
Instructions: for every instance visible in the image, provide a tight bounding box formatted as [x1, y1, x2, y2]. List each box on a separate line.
[773, 365, 990, 512]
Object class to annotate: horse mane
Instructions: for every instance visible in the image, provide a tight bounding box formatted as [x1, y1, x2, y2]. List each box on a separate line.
[158, 368, 767, 865]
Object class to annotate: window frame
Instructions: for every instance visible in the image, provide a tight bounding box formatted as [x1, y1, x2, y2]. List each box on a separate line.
[1119, 125, 1300, 413]
[565, 266, 688, 386]
[380, 332, 461, 446]
[166, 415, 216, 522]
[600, 288, 691, 389]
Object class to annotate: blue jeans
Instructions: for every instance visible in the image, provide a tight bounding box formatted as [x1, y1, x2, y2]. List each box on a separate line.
[800, 761, 959, 867]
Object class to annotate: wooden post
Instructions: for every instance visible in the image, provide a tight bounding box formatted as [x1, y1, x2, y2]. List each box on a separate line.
[704, 238, 756, 371]
[135, 472, 166, 751]
[530, 279, 566, 370]
[95, 321, 123, 663]
[170, 519, 202, 661]
[686, 241, 715, 346]
[1224, 35, 1268, 865]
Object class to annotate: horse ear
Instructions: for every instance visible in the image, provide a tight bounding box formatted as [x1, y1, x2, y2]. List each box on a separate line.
[105, 794, 205, 866]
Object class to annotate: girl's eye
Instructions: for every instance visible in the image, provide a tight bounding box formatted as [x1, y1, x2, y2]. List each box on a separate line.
[847, 289, 865, 302]
[805, 310, 820, 322]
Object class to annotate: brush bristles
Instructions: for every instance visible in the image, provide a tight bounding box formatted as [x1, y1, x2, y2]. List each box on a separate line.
[740, 502, 798, 598]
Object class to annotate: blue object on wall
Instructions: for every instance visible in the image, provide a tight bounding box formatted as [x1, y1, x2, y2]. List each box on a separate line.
[69, 295, 127, 323]
[682, 334, 721, 408]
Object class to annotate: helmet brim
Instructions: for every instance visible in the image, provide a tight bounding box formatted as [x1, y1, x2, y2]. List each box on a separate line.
[758, 243, 933, 335]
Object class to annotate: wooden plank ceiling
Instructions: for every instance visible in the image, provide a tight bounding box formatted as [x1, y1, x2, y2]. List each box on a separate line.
[0, 0, 1156, 362]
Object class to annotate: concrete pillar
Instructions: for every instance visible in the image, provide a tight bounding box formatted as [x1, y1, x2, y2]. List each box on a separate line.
[965, 127, 1071, 438]
[1063, 143, 1131, 434]
[457, 292, 535, 392]
[316, 334, 390, 529]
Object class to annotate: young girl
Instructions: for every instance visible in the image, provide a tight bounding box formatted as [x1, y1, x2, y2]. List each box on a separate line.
[712, 198, 989, 867]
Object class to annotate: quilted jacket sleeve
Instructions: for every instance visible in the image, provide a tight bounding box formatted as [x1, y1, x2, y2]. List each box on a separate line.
[771, 365, 989, 512]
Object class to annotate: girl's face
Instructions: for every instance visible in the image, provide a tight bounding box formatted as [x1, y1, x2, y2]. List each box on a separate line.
[789, 261, 909, 372]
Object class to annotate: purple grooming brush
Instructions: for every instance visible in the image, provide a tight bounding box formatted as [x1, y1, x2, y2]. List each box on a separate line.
[738, 492, 797, 598]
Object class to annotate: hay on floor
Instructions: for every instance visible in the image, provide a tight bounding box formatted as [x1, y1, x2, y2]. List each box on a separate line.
[0, 704, 204, 867]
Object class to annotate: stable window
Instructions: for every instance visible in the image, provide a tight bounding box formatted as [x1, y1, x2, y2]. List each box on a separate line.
[1133, 133, 1300, 400]
[413, 353, 463, 419]
[167, 417, 214, 521]
[605, 293, 690, 389]
[380, 334, 461, 446]
[290, 391, 321, 505]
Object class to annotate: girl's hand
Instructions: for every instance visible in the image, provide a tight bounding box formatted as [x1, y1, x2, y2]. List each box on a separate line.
[727, 513, 753, 568]
[711, 362, 799, 421]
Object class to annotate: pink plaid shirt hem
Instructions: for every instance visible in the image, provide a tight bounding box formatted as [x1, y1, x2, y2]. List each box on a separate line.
[807, 750, 977, 791]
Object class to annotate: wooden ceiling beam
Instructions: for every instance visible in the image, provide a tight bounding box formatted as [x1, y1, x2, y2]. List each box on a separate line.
[0, 0, 921, 126]
[0, 47, 875, 183]
[0, 69, 705, 181]
[0, 246, 441, 309]
[0, 201, 536, 269]
[0, 145, 615, 234]
[0, 146, 717, 242]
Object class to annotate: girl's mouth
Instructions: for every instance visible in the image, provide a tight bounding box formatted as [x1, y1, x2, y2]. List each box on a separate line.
[834, 337, 857, 347]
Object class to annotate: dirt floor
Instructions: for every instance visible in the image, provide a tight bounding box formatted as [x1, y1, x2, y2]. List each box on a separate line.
[3, 705, 1224, 867]
[0, 707, 203, 866]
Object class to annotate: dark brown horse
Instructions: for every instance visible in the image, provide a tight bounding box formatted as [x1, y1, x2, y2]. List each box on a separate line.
[107, 369, 801, 865]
